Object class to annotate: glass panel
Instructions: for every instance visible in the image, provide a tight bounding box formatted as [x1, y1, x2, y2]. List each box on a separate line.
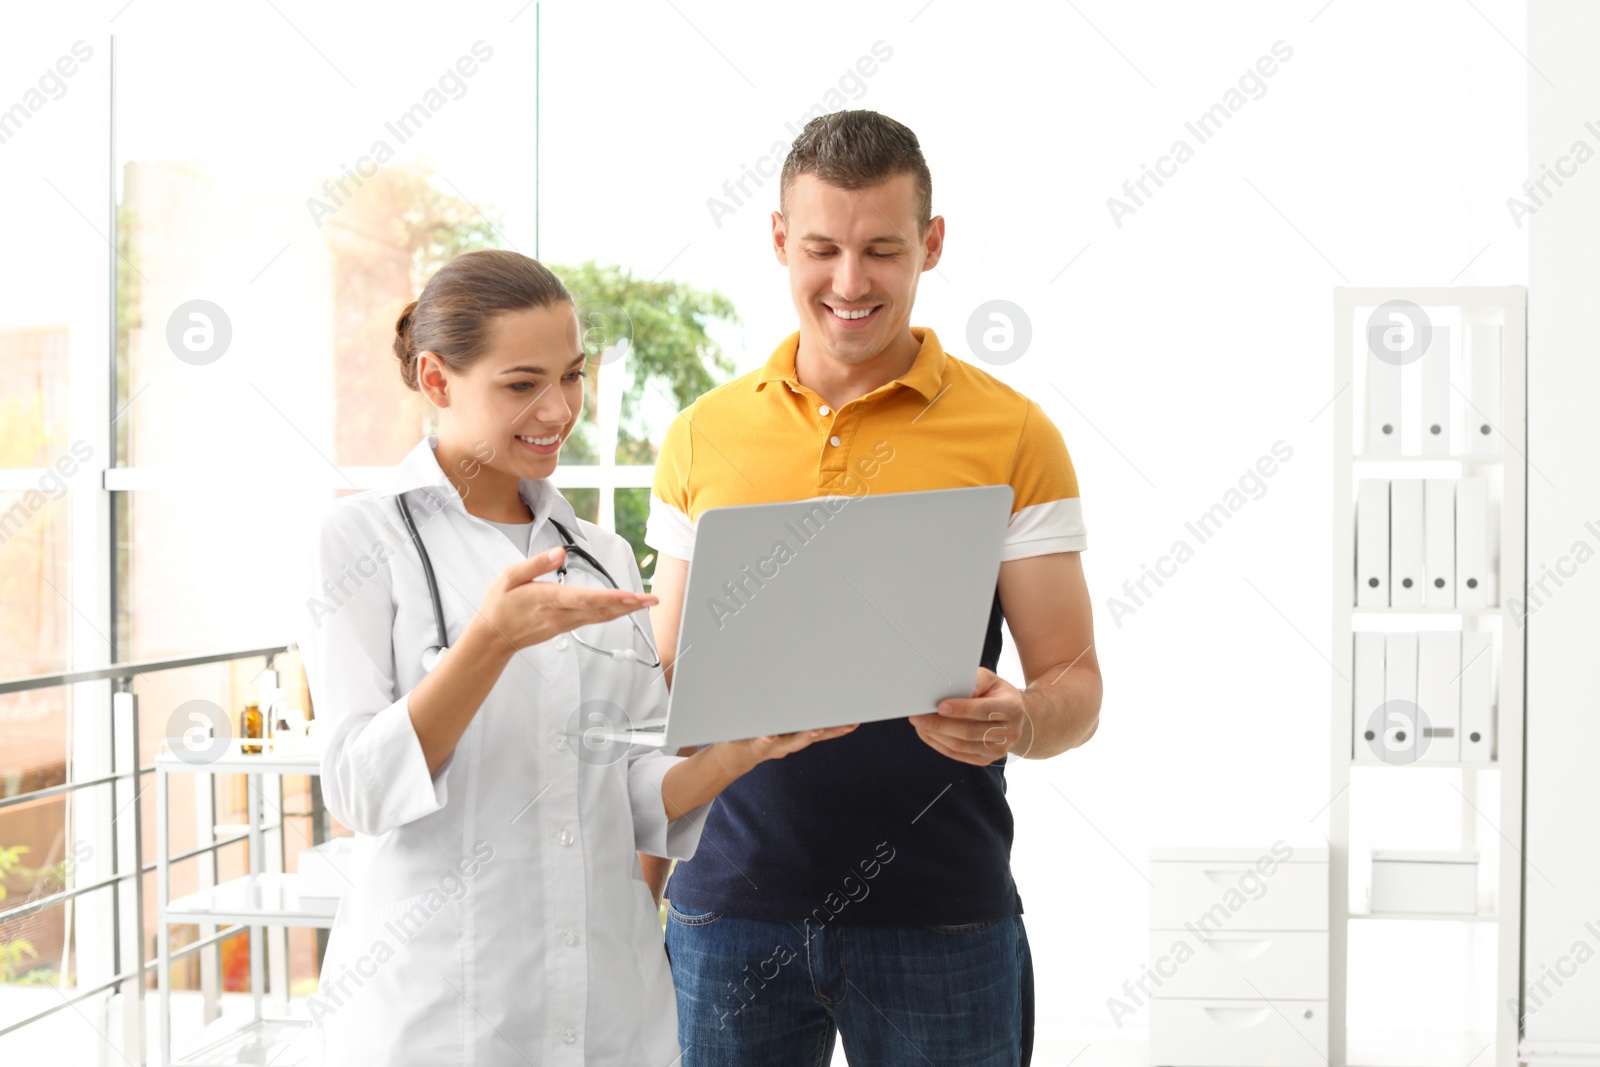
[0, 9, 108, 683]
[0, 493, 74, 680]
[113, 1, 538, 476]
[0, 333, 69, 470]
[539, 5, 747, 563]
[113, 3, 538, 657]
[0, 19, 103, 470]
[0, 799, 80, 989]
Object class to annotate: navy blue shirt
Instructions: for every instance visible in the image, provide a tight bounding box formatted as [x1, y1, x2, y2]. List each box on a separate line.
[665, 590, 1022, 926]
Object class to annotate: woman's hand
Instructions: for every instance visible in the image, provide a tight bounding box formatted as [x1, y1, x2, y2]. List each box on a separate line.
[661, 725, 860, 823]
[471, 547, 656, 653]
[411, 547, 655, 775]
[713, 724, 860, 773]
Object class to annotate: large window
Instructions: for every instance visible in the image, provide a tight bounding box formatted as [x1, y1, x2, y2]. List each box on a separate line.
[1, 4, 747, 1060]
[1, 10, 115, 1057]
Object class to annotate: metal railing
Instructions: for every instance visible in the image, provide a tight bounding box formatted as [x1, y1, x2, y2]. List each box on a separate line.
[0, 644, 294, 1057]
[0, 645, 291, 698]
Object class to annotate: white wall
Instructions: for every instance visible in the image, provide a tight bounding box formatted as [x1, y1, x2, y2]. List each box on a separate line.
[1522, 0, 1600, 1056]
[540, 0, 1529, 1039]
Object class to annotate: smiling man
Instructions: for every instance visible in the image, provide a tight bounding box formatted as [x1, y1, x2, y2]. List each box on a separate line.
[641, 110, 1102, 1067]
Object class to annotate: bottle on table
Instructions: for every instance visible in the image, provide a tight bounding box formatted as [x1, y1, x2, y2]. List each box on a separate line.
[239, 699, 263, 756]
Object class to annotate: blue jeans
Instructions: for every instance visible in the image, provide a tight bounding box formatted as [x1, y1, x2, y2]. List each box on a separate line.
[664, 903, 1034, 1067]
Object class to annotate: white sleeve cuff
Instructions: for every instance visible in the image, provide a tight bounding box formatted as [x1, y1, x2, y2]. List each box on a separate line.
[644, 496, 695, 561]
[323, 692, 452, 836]
[1002, 497, 1088, 560]
[626, 750, 707, 860]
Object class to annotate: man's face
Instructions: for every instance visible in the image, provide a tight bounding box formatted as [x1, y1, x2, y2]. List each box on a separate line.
[773, 172, 943, 366]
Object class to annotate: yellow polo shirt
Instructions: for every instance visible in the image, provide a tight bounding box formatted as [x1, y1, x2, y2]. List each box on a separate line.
[645, 326, 1087, 563]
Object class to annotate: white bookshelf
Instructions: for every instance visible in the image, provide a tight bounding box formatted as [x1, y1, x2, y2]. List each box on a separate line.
[1329, 287, 1527, 1067]
[155, 740, 329, 1066]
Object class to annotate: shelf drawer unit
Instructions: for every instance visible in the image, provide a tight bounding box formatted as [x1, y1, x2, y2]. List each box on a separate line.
[1147, 845, 1329, 1067]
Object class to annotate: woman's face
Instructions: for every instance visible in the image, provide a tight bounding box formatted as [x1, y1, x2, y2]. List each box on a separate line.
[423, 301, 587, 482]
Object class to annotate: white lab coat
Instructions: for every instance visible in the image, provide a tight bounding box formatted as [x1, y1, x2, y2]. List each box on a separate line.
[294, 435, 706, 1066]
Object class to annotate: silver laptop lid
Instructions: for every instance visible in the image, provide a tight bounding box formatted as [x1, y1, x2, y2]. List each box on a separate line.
[662, 484, 1013, 748]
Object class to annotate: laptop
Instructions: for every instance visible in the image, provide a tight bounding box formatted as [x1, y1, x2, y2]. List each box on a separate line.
[586, 484, 1013, 749]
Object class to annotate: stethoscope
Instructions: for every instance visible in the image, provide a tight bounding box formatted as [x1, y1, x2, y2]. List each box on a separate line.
[396, 492, 662, 673]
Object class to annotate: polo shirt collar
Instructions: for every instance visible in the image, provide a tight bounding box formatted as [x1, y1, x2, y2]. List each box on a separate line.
[383, 434, 587, 543]
[755, 326, 948, 402]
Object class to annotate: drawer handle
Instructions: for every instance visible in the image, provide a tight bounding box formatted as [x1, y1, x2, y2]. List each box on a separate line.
[1201, 868, 1251, 887]
[1203, 937, 1274, 961]
[1202, 1006, 1272, 1029]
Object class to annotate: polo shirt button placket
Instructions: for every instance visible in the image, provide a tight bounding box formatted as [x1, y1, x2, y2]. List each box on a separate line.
[819, 400, 838, 446]
[821, 405, 852, 488]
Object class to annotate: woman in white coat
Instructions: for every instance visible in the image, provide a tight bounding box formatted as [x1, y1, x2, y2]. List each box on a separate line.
[295, 249, 854, 1066]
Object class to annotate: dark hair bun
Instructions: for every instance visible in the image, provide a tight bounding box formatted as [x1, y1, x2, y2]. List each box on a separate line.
[394, 300, 419, 390]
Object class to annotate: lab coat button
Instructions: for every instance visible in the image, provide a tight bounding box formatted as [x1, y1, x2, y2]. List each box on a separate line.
[555, 636, 569, 651]
[557, 828, 574, 846]
[562, 1027, 578, 1044]
[554, 733, 569, 751]
[565, 930, 579, 946]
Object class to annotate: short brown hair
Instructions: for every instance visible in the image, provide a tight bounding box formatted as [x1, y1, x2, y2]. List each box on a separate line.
[393, 249, 571, 390]
[779, 110, 932, 233]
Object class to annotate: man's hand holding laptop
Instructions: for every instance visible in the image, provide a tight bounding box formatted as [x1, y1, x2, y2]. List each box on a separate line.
[909, 666, 1034, 766]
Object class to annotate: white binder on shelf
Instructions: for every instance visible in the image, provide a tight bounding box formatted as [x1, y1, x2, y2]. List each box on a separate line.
[1459, 630, 1495, 762]
[1356, 479, 1390, 607]
[1423, 479, 1456, 609]
[1456, 476, 1489, 609]
[1419, 324, 1451, 456]
[1465, 324, 1502, 458]
[1382, 632, 1419, 764]
[1353, 631, 1386, 763]
[1390, 479, 1425, 608]
[1367, 349, 1402, 456]
[1416, 630, 1462, 763]
[1486, 494, 1501, 607]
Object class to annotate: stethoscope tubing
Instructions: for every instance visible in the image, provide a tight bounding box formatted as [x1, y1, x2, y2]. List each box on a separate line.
[396, 491, 660, 670]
